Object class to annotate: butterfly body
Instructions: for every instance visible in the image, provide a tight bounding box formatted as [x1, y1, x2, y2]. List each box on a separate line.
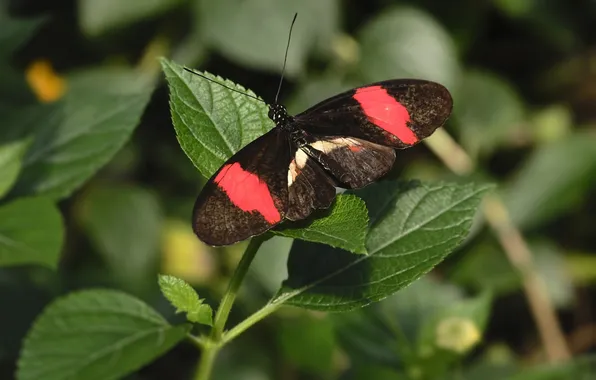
[193, 79, 453, 246]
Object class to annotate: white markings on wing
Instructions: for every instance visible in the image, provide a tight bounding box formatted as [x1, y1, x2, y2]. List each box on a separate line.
[288, 149, 309, 187]
[309, 137, 362, 154]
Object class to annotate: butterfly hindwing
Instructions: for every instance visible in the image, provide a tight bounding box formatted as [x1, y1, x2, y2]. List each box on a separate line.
[193, 128, 294, 246]
[286, 149, 337, 221]
[300, 134, 396, 189]
[294, 79, 452, 149]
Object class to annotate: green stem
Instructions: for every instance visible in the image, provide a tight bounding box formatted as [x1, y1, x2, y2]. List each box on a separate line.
[194, 343, 219, 380]
[211, 235, 266, 340]
[194, 235, 267, 380]
[221, 292, 293, 345]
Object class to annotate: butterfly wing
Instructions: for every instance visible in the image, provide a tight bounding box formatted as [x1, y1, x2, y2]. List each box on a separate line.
[193, 128, 293, 246]
[299, 134, 396, 189]
[193, 80, 453, 244]
[294, 79, 453, 149]
[286, 148, 337, 221]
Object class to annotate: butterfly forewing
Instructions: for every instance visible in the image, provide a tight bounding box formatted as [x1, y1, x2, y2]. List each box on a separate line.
[193, 128, 294, 246]
[294, 79, 453, 149]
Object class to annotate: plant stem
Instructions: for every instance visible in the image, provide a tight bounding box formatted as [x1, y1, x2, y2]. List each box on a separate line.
[221, 299, 283, 345]
[194, 343, 218, 380]
[211, 235, 266, 340]
[194, 235, 267, 380]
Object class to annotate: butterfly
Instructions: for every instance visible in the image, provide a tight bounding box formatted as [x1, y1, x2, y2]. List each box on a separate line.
[190, 78, 453, 246]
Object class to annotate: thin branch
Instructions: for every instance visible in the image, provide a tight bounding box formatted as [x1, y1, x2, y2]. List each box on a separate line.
[425, 129, 571, 362]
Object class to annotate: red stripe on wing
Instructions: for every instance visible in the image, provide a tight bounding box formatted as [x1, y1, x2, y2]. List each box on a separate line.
[353, 86, 418, 145]
[215, 162, 281, 223]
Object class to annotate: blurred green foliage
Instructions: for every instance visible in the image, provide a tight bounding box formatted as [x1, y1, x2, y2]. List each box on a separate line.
[1, 0, 596, 379]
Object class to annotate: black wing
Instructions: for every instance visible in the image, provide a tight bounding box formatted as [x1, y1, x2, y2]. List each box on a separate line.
[193, 128, 294, 246]
[294, 79, 453, 149]
[285, 147, 337, 221]
[299, 134, 396, 189]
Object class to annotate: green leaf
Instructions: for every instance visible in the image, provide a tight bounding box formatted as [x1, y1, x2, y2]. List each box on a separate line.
[278, 315, 336, 374]
[333, 277, 464, 367]
[450, 239, 575, 308]
[249, 236, 293, 295]
[505, 132, 596, 228]
[286, 75, 357, 115]
[444, 344, 517, 380]
[8, 68, 153, 200]
[79, 0, 185, 37]
[449, 239, 519, 295]
[212, 339, 274, 380]
[0, 10, 45, 58]
[530, 104, 572, 143]
[161, 58, 272, 178]
[275, 194, 369, 254]
[0, 197, 63, 269]
[357, 6, 460, 91]
[508, 355, 596, 380]
[158, 275, 213, 326]
[0, 9, 45, 105]
[418, 291, 492, 355]
[350, 364, 401, 380]
[17, 289, 190, 380]
[531, 242, 575, 308]
[0, 138, 28, 198]
[567, 252, 596, 285]
[78, 184, 162, 291]
[453, 70, 525, 156]
[494, 0, 536, 17]
[275, 181, 492, 311]
[336, 279, 490, 378]
[197, 0, 339, 76]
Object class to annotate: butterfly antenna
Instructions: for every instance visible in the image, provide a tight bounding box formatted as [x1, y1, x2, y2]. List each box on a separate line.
[183, 67, 265, 103]
[274, 13, 298, 104]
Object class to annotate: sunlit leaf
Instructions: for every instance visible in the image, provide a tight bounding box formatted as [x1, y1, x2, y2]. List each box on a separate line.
[161, 58, 272, 178]
[158, 274, 213, 326]
[275, 195, 369, 254]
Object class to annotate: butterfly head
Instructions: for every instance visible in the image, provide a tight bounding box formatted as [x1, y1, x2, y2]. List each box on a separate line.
[268, 103, 293, 129]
